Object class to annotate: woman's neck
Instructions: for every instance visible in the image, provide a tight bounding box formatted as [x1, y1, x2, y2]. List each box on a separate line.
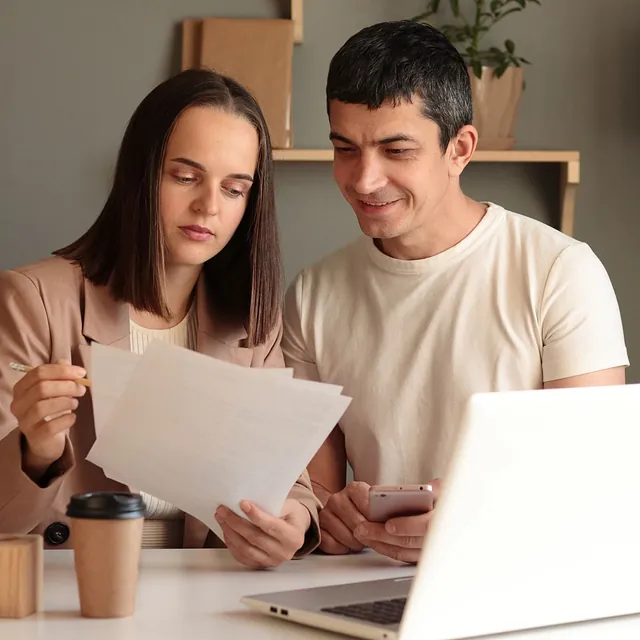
[130, 264, 201, 330]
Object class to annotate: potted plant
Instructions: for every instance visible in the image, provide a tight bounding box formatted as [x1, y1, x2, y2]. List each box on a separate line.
[413, 0, 540, 150]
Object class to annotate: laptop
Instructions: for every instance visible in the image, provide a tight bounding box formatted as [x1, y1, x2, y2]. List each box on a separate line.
[242, 384, 640, 640]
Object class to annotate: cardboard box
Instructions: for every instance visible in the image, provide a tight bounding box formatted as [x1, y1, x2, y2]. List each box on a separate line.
[195, 18, 295, 149]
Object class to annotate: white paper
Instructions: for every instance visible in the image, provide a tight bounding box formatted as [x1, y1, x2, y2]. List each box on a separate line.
[87, 341, 351, 539]
[91, 344, 141, 435]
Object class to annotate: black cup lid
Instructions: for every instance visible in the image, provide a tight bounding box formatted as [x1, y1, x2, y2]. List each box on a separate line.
[66, 492, 146, 520]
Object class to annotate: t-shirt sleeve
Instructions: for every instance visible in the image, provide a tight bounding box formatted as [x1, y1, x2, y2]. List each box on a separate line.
[540, 242, 629, 382]
[282, 271, 321, 382]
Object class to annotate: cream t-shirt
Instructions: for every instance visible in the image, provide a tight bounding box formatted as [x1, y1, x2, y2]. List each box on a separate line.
[283, 203, 629, 485]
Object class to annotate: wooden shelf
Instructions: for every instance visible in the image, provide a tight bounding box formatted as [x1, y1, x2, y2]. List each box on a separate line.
[272, 148, 581, 237]
[273, 149, 579, 163]
[273, 149, 332, 161]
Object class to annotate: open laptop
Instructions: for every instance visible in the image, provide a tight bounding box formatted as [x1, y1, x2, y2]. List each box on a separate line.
[242, 384, 640, 640]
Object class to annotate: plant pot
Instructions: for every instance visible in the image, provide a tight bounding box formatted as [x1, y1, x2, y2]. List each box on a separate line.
[469, 66, 524, 150]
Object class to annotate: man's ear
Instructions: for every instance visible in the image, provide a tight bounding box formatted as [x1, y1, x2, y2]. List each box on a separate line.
[448, 125, 478, 177]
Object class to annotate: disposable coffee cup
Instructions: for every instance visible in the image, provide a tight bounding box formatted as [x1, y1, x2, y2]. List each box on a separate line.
[66, 492, 145, 618]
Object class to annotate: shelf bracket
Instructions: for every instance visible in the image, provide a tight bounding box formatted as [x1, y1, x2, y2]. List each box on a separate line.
[291, 0, 303, 44]
[560, 159, 580, 237]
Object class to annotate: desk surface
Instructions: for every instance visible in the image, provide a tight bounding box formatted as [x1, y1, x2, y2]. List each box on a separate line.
[2, 549, 413, 640]
[2, 549, 640, 640]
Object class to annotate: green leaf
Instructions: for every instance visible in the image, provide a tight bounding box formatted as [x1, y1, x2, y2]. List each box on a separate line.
[515, 0, 526, 7]
[472, 60, 483, 78]
[495, 62, 509, 77]
[431, 0, 442, 12]
[519, 57, 531, 64]
[490, 0, 502, 13]
[450, 0, 460, 17]
[496, 7, 522, 21]
[505, 39, 515, 54]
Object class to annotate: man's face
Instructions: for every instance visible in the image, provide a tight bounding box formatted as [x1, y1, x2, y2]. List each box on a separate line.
[329, 98, 455, 243]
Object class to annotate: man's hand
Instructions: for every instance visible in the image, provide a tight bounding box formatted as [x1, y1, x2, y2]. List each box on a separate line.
[216, 498, 310, 569]
[318, 481, 371, 554]
[353, 479, 442, 564]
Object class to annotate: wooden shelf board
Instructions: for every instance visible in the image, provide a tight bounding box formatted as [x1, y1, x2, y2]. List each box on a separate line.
[473, 150, 579, 162]
[273, 149, 580, 163]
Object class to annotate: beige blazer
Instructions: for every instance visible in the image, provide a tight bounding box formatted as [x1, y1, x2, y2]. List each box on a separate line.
[0, 257, 320, 552]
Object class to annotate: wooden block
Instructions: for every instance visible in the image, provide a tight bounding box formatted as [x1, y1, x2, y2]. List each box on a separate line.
[0, 535, 43, 618]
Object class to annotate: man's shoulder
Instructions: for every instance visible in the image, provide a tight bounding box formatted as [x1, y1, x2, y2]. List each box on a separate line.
[497, 205, 581, 254]
[295, 236, 368, 287]
[489, 204, 590, 273]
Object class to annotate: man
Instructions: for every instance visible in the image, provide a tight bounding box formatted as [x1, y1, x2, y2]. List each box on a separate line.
[282, 21, 628, 564]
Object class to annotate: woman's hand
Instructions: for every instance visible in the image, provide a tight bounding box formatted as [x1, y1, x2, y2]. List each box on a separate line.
[216, 498, 311, 569]
[10, 360, 87, 479]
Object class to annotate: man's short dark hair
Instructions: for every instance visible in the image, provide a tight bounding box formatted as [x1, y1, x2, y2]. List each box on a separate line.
[326, 20, 473, 152]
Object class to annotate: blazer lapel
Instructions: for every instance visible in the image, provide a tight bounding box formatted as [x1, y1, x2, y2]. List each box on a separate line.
[82, 278, 130, 350]
[76, 277, 137, 492]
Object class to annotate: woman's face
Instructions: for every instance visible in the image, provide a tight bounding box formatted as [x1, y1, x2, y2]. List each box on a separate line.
[159, 106, 259, 268]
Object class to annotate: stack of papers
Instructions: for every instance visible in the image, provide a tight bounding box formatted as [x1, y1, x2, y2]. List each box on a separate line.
[86, 341, 351, 539]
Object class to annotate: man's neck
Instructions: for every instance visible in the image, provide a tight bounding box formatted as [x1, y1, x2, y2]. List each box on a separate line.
[130, 264, 201, 330]
[377, 195, 488, 261]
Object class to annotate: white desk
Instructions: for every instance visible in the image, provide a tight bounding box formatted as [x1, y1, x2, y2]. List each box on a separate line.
[3, 549, 640, 640]
[2, 549, 413, 639]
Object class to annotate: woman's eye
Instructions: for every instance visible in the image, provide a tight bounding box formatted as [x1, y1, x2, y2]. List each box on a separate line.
[226, 188, 245, 198]
[174, 175, 196, 184]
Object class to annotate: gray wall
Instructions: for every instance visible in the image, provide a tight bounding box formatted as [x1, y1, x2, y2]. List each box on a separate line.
[2, 1, 639, 381]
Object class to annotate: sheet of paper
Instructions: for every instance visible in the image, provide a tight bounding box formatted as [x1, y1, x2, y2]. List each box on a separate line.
[91, 344, 141, 435]
[87, 341, 351, 540]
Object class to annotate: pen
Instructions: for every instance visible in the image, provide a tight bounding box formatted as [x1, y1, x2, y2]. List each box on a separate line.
[9, 362, 92, 388]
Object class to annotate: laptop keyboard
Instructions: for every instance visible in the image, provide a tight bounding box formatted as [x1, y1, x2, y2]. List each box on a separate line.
[321, 597, 407, 626]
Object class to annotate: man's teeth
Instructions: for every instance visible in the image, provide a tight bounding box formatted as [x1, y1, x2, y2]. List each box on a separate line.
[364, 201, 391, 207]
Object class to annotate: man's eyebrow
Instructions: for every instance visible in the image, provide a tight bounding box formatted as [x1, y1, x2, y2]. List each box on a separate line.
[169, 157, 253, 182]
[376, 134, 419, 145]
[329, 132, 355, 145]
[329, 133, 419, 146]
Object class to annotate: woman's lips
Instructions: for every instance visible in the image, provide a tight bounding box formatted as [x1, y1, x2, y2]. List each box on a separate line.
[179, 225, 214, 242]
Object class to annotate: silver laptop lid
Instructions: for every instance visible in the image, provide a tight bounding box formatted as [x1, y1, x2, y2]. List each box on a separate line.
[400, 384, 640, 640]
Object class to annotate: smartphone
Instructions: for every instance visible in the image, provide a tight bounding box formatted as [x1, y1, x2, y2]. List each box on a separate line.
[368, 484, 434, 523]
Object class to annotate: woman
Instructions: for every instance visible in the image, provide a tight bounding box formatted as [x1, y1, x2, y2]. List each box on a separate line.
[0, 69, 320, 568]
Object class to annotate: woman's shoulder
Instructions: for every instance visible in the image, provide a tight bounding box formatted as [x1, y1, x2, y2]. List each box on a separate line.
[1, 256, 84, 295]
